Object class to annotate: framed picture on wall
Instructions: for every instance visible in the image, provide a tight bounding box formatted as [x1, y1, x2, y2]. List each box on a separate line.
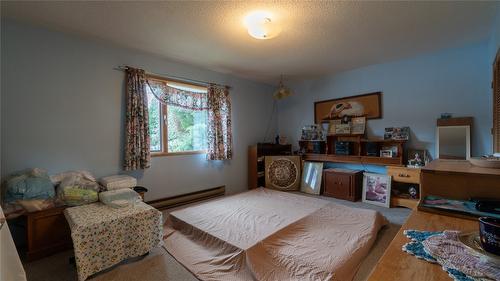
[314, 92, 382, 124]
[362, 173, 391, 208]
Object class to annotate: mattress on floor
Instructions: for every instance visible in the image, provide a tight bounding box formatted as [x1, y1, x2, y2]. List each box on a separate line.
[163, 188, 387, 281]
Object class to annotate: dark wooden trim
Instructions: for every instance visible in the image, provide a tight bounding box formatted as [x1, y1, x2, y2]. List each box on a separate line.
[436, 117, 473, 127]
[494, 47, 500, 66]
[146, 186, 225, 210]
[314, 91, 382, 124]
[302, 153, 404, 166]
[147, 186, 225, 204]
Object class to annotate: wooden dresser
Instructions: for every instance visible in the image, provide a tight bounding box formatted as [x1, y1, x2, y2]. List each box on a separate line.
[369, 159, 500, 280]
[322, 169, 363, 201]
[26, 206, 72, 261]
[420, 159, 500, 204]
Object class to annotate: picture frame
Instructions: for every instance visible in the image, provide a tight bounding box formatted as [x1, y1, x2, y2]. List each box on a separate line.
[351, 116, 366, 135]
[314, 92, 382, 124]
[328, 119, 342, 135]
[335, 124, 351, 135]
[407, 148, 430, 168]
[265, 156, 301, 191]
[300, 162, 324, 195]
[362, 173, 392, 208]
[380, 150, 393, 158]
[381, 145, 398, 157]
[384, 127, 410, 140]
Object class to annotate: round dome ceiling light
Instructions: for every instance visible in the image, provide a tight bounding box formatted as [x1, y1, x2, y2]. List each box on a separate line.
[244, 11, 281, 40]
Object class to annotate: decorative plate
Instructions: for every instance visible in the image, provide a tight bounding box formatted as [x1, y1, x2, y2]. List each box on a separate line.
[265, 156, 301, 191]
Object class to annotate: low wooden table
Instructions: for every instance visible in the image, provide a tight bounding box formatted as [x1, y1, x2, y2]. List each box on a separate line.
[367, 210, 477, 281]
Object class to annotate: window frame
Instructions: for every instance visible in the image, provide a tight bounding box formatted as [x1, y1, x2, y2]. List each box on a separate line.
[146, 74, 208, 157]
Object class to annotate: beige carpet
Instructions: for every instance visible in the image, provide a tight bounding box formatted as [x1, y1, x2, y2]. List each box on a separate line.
[23, 194, 410, 281]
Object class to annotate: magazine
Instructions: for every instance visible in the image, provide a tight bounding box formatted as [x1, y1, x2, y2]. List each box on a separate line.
[421, 195, 500, 219]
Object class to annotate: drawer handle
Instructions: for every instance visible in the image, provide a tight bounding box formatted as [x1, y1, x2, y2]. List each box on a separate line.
[398, 173, 410, 177]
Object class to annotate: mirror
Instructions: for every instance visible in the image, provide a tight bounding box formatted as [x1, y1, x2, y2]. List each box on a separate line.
[436, 125, 471, 160]
[300, 162, 323, 195]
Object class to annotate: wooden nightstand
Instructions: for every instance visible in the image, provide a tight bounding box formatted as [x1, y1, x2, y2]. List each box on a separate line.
[387, 166, 421, 209]
[20, 206, 73, 261]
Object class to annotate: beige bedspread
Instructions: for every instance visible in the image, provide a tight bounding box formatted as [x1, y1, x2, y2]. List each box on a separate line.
[163, 188, 387, 281]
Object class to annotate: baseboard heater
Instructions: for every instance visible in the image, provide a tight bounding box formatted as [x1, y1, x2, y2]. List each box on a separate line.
[147, 186, 225, 210]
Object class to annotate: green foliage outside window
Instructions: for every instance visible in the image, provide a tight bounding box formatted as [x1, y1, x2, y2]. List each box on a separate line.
[148, 94, 161, 152]
[167, 106, 207, 152]
[147, 90, 207, 153]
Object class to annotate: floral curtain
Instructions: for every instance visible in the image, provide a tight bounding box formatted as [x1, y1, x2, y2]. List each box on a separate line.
[124, 67, 151, 170]
[146, 79, 208, 110]
[207, 84, 233, 160]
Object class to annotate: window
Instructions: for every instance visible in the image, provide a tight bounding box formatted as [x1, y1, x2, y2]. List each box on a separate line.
[147, 76, 208, 155]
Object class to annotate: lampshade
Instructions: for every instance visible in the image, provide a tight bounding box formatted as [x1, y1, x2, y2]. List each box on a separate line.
[273, 76, 292, 100]
[244, 11, 281, 40]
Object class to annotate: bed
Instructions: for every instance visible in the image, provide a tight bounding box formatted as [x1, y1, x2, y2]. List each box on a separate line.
[163, 188, 387, 281]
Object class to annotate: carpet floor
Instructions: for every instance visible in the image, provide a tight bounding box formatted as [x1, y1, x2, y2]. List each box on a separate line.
[23, 193, 411, 281]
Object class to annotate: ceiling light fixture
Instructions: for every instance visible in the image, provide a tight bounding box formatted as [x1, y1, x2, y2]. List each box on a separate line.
[273, 75, 292, 100]
[244, 11, 281, 40]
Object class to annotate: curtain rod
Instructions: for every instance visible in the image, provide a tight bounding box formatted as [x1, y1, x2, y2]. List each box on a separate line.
[113, 65, 230, 89]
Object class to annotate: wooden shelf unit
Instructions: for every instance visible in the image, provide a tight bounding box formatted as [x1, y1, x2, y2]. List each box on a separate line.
[248, 143, 292, 189]
[302, 153, 404, 166]
[301, 135, 406, 166]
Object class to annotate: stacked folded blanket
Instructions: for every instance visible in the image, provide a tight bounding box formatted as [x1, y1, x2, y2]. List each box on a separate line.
[99, 188, 141, 208]
[99, 175, 137, 191]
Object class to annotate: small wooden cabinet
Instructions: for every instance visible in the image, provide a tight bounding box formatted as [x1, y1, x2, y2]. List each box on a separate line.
[323, 169, 363, 201]
[11, 206, 73, 261]
[387, 166, 421, 209]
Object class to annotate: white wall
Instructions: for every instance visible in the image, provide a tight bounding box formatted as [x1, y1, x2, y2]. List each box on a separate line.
[278, 43, 492, 158]
[1, 20, 276, 201]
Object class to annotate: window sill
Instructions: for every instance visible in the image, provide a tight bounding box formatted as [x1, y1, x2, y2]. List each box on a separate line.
[152, 150, 206, 157]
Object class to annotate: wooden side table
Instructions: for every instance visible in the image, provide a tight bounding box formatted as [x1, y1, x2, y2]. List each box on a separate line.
[387, 166, 421, 209]
[367, 210, 476, 281]
[23, 206, 73, 261]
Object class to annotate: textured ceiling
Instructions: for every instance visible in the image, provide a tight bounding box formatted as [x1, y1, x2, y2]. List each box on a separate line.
[1, 1, 497, 84]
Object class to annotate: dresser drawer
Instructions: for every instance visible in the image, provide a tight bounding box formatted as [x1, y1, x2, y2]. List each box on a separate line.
[387, 167, 420, 184]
